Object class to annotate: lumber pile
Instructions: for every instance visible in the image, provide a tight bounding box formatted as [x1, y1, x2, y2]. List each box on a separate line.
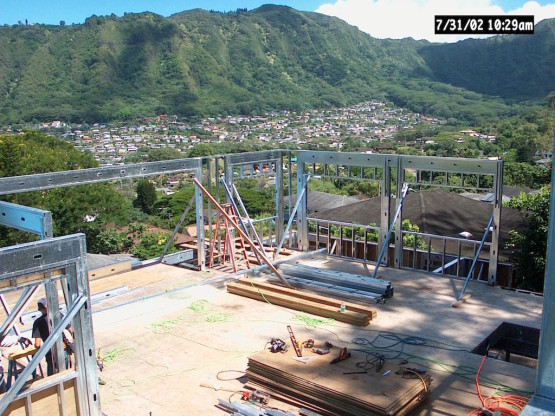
[245, 345, 431, 416]
[227, 278, 377, 326]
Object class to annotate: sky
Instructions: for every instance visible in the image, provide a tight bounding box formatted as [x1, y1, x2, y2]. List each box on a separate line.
[1, 0, 555, 42]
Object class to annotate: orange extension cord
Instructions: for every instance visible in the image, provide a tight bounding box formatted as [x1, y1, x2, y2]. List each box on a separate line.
[466, 355, 530, 416]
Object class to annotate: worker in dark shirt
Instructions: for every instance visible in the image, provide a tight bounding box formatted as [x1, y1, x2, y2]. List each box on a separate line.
[32, 298, 53, 376]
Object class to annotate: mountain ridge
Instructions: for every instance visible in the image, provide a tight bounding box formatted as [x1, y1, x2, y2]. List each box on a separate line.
[0, 5, 553, 124]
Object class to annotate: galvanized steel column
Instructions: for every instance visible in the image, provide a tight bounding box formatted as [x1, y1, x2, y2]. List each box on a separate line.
[394, 156, 404, 269]
[380, 156, 392, 265]
[297, 160, 309, 251]
[488, 160, 503, 285]
[275, 153, 284, 246]
[195, 160, 206, 270]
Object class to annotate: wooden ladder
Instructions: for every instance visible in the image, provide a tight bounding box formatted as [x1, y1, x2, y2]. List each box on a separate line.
[209, 203, 250, 272]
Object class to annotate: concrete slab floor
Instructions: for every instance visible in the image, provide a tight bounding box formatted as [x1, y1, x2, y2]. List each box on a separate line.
[92, 256, 543, 416]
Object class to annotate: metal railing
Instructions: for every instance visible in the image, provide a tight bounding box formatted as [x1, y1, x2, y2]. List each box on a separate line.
[307, 218, 380, 261]
[304, 217, 493, 283]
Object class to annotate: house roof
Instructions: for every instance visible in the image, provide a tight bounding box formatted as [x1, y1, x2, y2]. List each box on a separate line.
[310, 189, 526, 258]
[288, 191, 363, 213]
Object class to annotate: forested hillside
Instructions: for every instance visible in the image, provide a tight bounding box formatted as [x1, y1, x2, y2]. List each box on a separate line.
[418, 18, 555, 101]
[2, 6, 552, 124]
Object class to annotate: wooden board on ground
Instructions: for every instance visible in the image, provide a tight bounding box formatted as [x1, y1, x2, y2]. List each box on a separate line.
[235, 278, 377, 318]
[227, 282, 371, 326]
[246, 345, 431, 416]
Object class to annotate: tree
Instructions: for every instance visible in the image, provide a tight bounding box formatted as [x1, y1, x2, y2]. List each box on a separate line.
[133, 232, 177, 260]
[134, 179, 157, 214]
[505, 186, 551, 292]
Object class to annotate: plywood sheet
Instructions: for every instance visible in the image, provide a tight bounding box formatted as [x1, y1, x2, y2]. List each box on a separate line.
[247, 344, 430, 415]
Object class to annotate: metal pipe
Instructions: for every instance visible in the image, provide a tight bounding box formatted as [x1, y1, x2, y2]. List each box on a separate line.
[458, 213, 494, 300]
[371, 183, 409, 279]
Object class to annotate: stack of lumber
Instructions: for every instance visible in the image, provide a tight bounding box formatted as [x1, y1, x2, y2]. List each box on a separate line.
[227, 278, 377, 326]
[245, 346, 432, 416]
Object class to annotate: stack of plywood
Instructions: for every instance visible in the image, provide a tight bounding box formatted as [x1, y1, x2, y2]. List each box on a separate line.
[227, 279, 377, 326]
[245, 346, 431, 416]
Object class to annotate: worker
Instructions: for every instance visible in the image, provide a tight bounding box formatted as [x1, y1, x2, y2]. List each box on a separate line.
[32, 298, 54, 376]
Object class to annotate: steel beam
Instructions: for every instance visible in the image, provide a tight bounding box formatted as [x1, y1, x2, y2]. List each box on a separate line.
[224, 150, 283, 166]
[397, 154, 499, 175]
[0, 201, 53, 238]
[0, 234, 84, 279]
[0, 158, 203, 195]
[489, 160, 503, 285]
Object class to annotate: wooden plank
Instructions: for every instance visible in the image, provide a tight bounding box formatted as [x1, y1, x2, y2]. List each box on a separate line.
[227, 283, 370, 326]
[8, 347, 38, 360]
[236, 278, 377, 319]
[88, 261, 132, 281]
[0, 270, 63, 290]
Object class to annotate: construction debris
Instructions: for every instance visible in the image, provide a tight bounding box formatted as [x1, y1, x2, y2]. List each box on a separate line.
[227, 278, 377, 326]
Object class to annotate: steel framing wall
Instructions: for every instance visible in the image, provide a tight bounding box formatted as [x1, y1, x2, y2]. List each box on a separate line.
[0, 234, 101, 416]
[295, 151, 502, 283]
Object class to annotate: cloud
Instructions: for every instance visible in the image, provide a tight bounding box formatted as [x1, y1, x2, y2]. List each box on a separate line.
[316, 0, 555, 42]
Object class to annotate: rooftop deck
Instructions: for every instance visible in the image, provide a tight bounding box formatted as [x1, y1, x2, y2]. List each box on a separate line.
[91, 254, 542, 415]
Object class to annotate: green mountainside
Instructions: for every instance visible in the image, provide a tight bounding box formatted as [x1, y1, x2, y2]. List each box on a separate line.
[0, 5, 553, 124]
[418, 18, 555, 101]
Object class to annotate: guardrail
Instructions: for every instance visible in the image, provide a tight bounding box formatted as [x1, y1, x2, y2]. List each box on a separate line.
[305, 217, 494, 283]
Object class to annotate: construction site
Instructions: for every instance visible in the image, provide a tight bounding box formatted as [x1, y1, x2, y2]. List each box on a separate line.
[0, 150, 553, 416]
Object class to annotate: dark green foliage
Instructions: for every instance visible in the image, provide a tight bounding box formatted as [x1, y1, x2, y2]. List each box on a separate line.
[134, 179, 157, 214]
[1, 7, 551, 124]
[506, 187, 551, 292]
[83, 223, 132, 254]
[0, 132, 132, 251]
[503, 162, 551, 189]
[154, 185, 197, 226]
[0, 132, 97, 176]
[235, 179, 275, 216]
[133, 231, 177, 260]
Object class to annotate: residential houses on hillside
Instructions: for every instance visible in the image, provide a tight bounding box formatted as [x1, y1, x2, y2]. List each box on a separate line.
[1, 101, 439, 165]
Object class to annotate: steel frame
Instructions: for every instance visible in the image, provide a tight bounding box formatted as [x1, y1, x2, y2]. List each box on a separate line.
[0, 234, 101, 416]
[295, 151, 502, 284]
[222, 151, 285, 246]
[0, 149, 514, 415]
[0, 158, 206, 269]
